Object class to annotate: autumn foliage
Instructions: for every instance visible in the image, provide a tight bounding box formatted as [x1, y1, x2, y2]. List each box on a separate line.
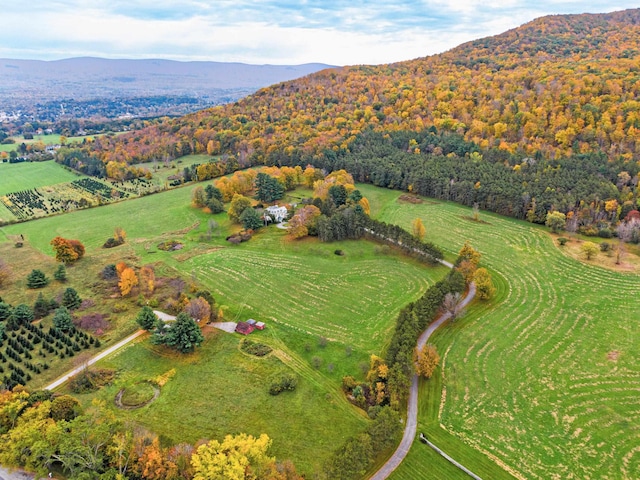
[117, 264, 139, 297]
[416, 344, 440, 379]
[73, 10, 640, 174]
[50, 236, 85, 264]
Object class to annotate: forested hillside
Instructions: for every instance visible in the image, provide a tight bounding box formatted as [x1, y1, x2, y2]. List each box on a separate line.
[59, 9, 640, 226]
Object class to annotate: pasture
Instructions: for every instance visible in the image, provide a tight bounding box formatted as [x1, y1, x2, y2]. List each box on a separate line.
[0, 160, 80, 195]
[357, 185, 640, 480]
[134, 154, 213, 184]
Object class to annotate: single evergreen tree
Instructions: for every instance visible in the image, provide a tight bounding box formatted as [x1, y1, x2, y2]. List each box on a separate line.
[154, 312, 204, 353]
[53, 264, 67, 282]
[33, 293, 50, 319]
[205, 184, 223, 202]
[61, 287, 82, 310]
[240, 208, 263, 230]
[26, 269, 49, 289]
[9, 304, 34, 330]
[0, 302, 12, 322]
[255, 172, 285, 203]
[53, 307, 74, 332]
[136, 306, 159, 330]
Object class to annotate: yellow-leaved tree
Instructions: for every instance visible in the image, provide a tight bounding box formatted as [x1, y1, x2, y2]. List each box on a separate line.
[119, 268, 138, 297]
[412, 218, 426, 241]
[416, 344, 440, 379]
[473, 267, 496, 300]
[191, 433, 275, 480]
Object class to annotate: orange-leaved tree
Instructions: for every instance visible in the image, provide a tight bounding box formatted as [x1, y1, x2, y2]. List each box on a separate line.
[51, 237, 85, 264]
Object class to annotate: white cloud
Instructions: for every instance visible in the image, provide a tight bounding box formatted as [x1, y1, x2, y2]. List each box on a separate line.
[0, 1, 632, 64]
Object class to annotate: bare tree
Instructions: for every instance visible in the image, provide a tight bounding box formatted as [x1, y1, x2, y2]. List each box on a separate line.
[443, 292, 465, 321]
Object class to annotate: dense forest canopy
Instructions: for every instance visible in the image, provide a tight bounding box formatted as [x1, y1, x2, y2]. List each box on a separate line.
[56, 9, 640, 228]
[75, 9, 640, 163]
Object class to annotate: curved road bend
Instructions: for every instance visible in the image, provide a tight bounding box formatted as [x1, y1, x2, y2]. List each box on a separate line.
[370, 281, 476, 480]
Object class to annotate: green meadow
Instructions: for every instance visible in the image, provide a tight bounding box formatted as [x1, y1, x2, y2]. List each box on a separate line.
[0, 133, 124, 153]
[356, 185, 640, 480]
[0, 160, 81, 195]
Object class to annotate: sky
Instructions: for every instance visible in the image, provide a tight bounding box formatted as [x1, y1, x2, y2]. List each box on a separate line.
[0, 1, 633, 66]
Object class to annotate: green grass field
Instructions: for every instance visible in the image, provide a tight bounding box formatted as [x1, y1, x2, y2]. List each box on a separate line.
[135, 154, 213, 184]
[358, 185, 640, 480]
[0, 160, 81, 196]
[1, 181, 448, 476]
[1, 184, 203, 251]
[72, 332, 368, 475]
[0, 133, 124, 153]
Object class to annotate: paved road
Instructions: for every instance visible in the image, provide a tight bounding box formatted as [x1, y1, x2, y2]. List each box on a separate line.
[370, 280, 476, 480]
[44, 329, 146, 391]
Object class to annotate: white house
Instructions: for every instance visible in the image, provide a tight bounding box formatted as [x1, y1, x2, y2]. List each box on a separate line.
[264, 205, 288, 223]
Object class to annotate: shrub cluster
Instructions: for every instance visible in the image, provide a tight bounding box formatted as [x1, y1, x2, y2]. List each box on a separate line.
[240, 338, 272, 357]
[268, 373, 298, 395]
[69, 368, 115, 393]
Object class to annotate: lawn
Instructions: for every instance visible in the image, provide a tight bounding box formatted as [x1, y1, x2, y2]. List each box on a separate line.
[0, 160, 81, 196]
[358, 185, 640, 480]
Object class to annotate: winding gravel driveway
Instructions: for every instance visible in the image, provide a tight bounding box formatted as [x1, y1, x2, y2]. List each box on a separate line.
[369, 276, 476, 480]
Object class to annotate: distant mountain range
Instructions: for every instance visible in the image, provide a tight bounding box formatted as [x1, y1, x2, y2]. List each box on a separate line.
[0, 58, 334, 121]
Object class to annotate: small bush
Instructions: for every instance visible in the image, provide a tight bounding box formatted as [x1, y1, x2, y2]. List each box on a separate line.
[578, 226, 599, 236]
[111, 302, 128, 313]
[157, 240, 183, 251]
[268, 373, 298, 395]
[598, 229, 613, 238]
[334, 249, 345, 256]
[600, 242, 611, 252]
[102, 237, 124, 249]
[557, 237, 568, 246]
[100, 264, 118, 280]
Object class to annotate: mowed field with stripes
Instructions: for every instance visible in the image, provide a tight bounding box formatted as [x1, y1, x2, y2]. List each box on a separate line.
[360, 185, 640, 480]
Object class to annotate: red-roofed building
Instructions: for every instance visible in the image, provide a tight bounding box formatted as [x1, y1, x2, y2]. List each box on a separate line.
[235, 322, 255, 335]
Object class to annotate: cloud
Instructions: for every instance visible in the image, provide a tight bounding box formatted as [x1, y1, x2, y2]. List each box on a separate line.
[0, 1, 631, 64]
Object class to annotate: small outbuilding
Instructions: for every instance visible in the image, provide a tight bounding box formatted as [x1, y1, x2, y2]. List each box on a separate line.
[255, 322, 265, 330]
[235, 322, 255, 335]
[246, 319, 257, 326]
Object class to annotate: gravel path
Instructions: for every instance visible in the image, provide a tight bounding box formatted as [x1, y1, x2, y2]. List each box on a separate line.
[369, 278, 476, 480]
[44, 329, 146, 391]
